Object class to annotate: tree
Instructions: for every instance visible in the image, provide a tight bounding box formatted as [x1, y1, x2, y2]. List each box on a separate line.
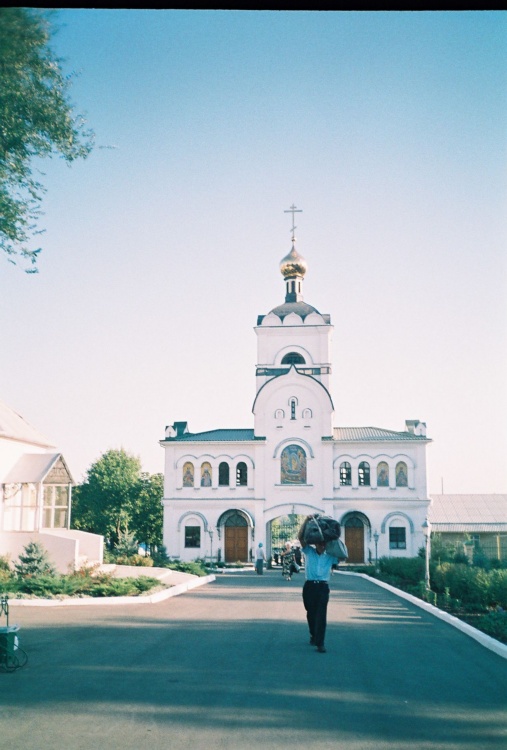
[14, 541, 56, 578]
[0, 8, 94, 272]
[72, 449, 142, 545]
[133, 473, 164, 551]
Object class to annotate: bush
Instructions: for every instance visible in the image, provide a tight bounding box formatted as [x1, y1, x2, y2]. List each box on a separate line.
[14, 541, 56, 578]
[377, 556, 425, 587]
[475, 610, 507, 644]
[489, 570, 507, 609]
[88, 576, 160, 597]
[165, 560, 207, 577]
[114, 554, 154, 567]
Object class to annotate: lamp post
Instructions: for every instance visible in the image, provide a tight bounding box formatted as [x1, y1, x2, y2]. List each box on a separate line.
[373, 531, 379, 567]
[422, 519, 431, 591]
[208, 528, 214, 570]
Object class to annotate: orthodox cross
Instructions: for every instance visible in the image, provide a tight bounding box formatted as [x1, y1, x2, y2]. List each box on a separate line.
[284, 204, 302, 242]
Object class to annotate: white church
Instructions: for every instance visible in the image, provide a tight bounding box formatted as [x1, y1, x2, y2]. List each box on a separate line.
[161, 215, 431, 565]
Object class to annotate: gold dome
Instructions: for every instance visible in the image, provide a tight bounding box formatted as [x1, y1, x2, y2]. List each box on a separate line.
[279, 244, 308, 279]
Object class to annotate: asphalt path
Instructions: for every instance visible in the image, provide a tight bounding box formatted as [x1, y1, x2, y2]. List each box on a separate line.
[1, 569, 506, 750]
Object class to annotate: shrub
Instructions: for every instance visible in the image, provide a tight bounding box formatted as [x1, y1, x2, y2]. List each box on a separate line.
[114, 554, 154, 567]
[166, 560, 207, 577]
[489, 570, 507, 609]
[14, 541, 56, 578]
[475, 611, 507, 645]
[377, 557, 425, 587]
[114, 530, 138, 558]
[433, 563, 490, 608]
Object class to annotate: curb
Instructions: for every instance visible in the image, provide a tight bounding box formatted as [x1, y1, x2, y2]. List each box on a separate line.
[7, 574, 216, 607]
[339, 571, 507, 660]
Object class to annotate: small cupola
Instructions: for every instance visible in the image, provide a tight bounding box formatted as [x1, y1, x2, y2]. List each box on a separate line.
[279, 243, 307, 303]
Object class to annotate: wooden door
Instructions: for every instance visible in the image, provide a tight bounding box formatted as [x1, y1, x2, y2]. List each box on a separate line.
[225, 527, 248, 562]
[345, 526, 364, 563]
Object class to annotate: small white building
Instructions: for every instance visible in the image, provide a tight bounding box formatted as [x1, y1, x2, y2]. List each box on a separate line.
[0, 400, 103, 573]
[161, 236, 432, 564]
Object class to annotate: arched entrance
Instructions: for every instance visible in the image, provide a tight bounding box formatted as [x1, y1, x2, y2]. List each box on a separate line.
[269, 513, 306, 563]
[342, 512, 371, 563]
[223, 511, 249, 562]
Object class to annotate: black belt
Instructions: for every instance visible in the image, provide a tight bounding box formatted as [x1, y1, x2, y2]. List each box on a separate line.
[307, 580, 328, 584]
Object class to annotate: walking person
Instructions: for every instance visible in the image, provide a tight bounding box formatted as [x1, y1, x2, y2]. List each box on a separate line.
[255, 542, 266, 574]
[298, 518, 339, 653]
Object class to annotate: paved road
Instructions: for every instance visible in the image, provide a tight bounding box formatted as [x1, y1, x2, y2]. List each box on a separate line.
[1, 570, 506, 750]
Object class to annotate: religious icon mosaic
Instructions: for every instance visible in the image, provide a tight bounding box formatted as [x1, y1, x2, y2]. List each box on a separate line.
[281, 444, 307, 484]
[182, 462, 194, 487]
[396, 462, 408, 487]
[201, 462, 212, 487]
[377, 461, 389, 487]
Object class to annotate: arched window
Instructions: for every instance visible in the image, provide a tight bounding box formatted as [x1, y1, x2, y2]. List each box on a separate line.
[290, 398, 297, 420]
[236, 462, 247, 486]
[200, 462, 212, 487]
[218, 462, 229, 486]
[340, 462, 352, 486]
[377, 462, 389, 487]
[396, 462, 408, 487]
[281, 445, 307, 484]
[358, 461, 370, 486]
[281, 352, 306, 365]
[302, 408, 312, 420]
[182, 462, 194, 487]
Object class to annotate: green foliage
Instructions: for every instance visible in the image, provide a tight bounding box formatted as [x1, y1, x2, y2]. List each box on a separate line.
[377, 556, 425, 587]
[72, 449, 142, 544]
[432, 563, 491, 608]
[114, 554, 154, 567]
[1, 566, 161, 599]
[430, 534, 469, 565]
[14, 541, 56, 578]
[72, 452, 164, 553]
[133, 473, 164, 549]
[166, 560, 208, 577]
[489, 570, 507, 609]
[475, 611, 507, 644]
[114, 529, 138, 558]
[150, 545, 170, 567]
[0, 8, 94, 271]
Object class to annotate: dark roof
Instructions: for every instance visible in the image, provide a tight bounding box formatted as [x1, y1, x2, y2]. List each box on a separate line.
[162, 429, 259, 443]
[257, 302, 331, 325]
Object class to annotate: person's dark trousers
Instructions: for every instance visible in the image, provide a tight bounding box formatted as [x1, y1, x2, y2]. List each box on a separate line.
[302, 581, 330, 648]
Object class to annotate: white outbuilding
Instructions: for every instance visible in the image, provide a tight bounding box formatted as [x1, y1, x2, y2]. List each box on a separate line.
[0, 400, 103, 572]
[161, 234, 431, 564]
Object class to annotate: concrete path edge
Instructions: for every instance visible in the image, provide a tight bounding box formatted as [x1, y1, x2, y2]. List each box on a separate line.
[7, 574, 216, 607]
[339, 571, 507, 660]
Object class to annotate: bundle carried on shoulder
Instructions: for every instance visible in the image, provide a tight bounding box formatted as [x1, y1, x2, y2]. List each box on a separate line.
[302, 514, 341, 543]
[301, 514, 348, 560]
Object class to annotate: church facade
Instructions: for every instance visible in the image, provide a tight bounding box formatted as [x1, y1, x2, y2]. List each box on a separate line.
[161, 230, 431, 564]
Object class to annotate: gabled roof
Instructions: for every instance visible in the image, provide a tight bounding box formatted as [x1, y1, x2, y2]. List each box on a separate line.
[162, 428, 258, 443]
[333, 427, 429, 442]
[4, 453, 73, 484]
[0, 400, 55, 448]
[429, 494, 507, 531]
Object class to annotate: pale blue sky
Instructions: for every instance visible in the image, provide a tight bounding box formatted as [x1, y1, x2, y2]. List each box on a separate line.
[2, 10, 506, 493]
